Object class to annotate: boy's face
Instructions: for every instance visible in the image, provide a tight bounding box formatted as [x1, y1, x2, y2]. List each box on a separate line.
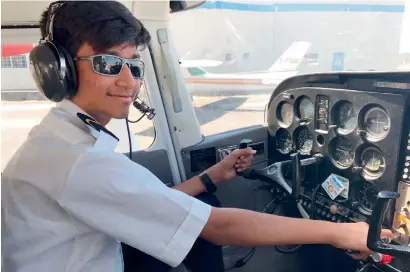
[72, 42, 142, 125]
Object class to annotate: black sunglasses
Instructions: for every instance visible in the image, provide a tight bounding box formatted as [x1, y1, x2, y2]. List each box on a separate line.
[74, 54, 144, 79]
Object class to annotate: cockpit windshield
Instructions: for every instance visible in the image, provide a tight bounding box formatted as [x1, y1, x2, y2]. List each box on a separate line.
[172, 0, 409, 74]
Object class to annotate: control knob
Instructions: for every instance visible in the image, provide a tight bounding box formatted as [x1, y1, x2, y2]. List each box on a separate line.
[330, 204, 339, 214]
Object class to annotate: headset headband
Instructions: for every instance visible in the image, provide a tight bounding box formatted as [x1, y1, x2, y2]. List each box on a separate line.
[43, 1, 66, 42]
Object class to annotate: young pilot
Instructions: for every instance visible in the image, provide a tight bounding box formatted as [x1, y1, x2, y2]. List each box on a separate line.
[1, 1, 394, 272]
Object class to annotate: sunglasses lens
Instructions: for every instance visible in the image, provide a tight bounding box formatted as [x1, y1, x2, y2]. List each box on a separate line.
[92, 55, 144, 78]
[128, 59, 144, 79]
[92, 55, 123, 75]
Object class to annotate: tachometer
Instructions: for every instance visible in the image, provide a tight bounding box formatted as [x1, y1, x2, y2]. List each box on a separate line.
[329, 136, 355, 168]
[276, 129, 293, 153]
[357, 181, 378, 214]
[360, 146, 386, 179]
[333, 101, 356, 134]
[294, 127, 313, 154]
[362, 106, 390, 141]
[277, 102, 294, 127]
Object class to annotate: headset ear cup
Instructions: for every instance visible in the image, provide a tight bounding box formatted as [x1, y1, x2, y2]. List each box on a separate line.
[29, 42, 67, 102]
[58, 45, 77, 97]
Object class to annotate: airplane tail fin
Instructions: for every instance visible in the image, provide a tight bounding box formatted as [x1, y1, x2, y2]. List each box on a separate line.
[267, 41, 311, 72]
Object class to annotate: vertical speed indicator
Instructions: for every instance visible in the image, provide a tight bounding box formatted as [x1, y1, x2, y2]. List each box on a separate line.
[294, 127, 313, 154]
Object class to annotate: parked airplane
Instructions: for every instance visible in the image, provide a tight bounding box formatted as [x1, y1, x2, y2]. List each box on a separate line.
[180, 41, 311, 95]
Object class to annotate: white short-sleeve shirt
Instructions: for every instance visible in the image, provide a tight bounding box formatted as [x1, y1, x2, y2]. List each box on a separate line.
[1, 99, 211, 272]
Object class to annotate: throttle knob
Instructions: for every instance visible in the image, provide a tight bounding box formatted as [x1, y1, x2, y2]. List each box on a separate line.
[239, 139, 252, 149]
[330, 204, 339, 214]
[236, 139, 252, 176]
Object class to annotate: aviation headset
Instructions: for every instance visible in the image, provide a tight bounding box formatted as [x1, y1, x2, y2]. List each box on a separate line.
[29, 1, 78, 102]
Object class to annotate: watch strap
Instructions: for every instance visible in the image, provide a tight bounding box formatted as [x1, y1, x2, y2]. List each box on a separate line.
[199, 171, 217, 193]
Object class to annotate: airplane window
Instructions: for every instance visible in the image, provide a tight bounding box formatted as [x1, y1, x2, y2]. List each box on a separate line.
[170, 0, 409, 136]
[243, 52, 250, 60]
[1, 57, 13, 68]
[1, 44, 155, 171]
[225, 53, 233, 61]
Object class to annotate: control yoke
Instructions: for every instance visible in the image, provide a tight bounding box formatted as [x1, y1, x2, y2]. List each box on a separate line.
[239, 138, 322, 199]
[367, 191, 410, 258]
[291, 152, 301, 200]
[242, 159, 293, 195]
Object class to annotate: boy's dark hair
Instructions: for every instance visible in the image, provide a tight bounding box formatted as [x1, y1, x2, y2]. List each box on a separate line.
[39, 1, 151, 57]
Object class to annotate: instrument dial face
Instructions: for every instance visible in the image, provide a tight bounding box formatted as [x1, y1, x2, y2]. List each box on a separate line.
[297, 97, 314, 122]
[329, 137, 355, 168]
[276, 129, 293, 153]
[361, 147, 385, 174]
[277, 102, 294, 127]
[294, 127, 313, 154]
[333, 101, 356, 134]
[357, 182, 378, 212]
[363, 107, 390, 140]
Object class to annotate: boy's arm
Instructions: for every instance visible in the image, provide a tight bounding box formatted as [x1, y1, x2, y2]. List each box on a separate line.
[200, 207, 395, 260]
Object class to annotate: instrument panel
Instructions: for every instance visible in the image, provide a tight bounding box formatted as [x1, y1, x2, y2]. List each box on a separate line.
[267, 86, 409, 224]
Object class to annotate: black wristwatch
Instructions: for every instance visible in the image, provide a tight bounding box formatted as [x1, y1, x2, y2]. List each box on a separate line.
[198, 171, 217, 193]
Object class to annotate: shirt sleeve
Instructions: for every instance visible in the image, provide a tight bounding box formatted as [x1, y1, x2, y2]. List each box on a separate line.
[58, 151, 212, 267]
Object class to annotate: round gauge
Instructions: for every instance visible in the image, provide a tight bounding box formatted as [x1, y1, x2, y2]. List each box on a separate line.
[277, 102, 294, 127]
[329, 137, 355, 168]
[294, 127, 313, 154]
[360, 147, 386, 179]
[357, 181, 379, 213]
[333, 101, 356, 134]
[297, 97, 314, 122]
[363, 106, 390, 141]
[276, 129, 293, 153]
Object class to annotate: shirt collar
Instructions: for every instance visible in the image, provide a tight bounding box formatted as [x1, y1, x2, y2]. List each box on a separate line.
[42, 99, 119, 151]
[56, 99, 91, 130]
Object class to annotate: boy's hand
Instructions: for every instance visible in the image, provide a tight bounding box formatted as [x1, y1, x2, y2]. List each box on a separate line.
[332, 222, 396, 259]
[207, 148, 256, 183]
